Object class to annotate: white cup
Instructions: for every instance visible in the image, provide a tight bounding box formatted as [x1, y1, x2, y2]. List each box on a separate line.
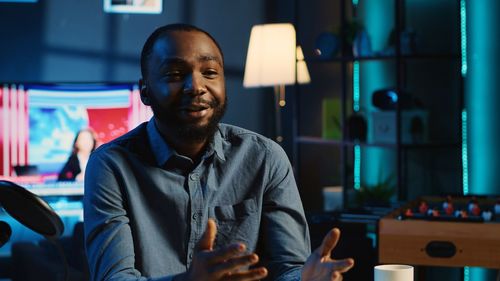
[374, 264, 413, 281]
[322, 186, 343, 211]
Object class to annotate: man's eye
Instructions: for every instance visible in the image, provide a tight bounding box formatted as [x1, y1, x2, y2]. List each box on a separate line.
[203, 70, 218, 78]
[164, 71, 183, 80]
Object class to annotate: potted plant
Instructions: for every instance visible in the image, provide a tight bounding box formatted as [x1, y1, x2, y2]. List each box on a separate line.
[353, 175, 396, 208]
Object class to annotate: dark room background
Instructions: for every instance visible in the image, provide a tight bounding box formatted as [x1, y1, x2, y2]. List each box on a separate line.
[1, 0, 500, 280]
[0, 0, 275, 137]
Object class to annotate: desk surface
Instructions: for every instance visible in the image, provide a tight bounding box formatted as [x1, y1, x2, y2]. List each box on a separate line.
[24, 181, 84, 196]
[0, 177, 84, 197]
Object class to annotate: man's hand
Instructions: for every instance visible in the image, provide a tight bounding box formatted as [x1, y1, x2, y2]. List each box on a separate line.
[301, 228, 354, 281]
[180, 219, 268, 281]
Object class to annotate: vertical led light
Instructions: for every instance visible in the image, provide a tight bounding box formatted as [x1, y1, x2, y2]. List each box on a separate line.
[18, 85, 26, 166]
[353, 61, 361, 190]
[460, 0, 467, 77]
[354, 145, 361, 189]
[2, 85, 9, 176]
[353, 61, 360, 112]
[461, 1, 469, 280]
[460, 0, 469, 197]
[462, 110, 469, 195]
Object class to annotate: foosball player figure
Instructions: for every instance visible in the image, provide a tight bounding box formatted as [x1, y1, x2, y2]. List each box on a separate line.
[404, 208, 413, 217]
[494, 199, 500, 215]
[468, 197, 477, 211]
[432, 208, 440, 217]
[419, 200, 429, 215]
[468, 198, 481, 216]
[442, 196, 454, 215]
[455, 209, 468, 219]
[427, 207, 439, 217]
[471, 204, 481, 216]
[482, 210, 493, 222]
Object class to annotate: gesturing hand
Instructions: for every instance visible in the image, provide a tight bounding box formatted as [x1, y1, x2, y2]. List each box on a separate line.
[180, 219, 268, 281]
[301, 228, 354, 281]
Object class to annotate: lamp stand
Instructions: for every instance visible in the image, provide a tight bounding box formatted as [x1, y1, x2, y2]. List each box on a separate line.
[273, 85, 286, 143]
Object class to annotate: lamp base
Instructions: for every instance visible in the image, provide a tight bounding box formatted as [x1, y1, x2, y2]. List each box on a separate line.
[273, 85, 285, 143]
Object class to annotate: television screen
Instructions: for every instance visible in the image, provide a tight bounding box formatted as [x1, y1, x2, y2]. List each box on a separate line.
[103, 0, 162, 14]
[0, 83, 152, 192]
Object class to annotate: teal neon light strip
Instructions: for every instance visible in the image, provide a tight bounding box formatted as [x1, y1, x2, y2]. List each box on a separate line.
[462, 110, 469, 195]
[354, 145, 361, 189]
[460, 0, 467, 76]
[353, 60, 360, 190]
[464, 266, 470, 281]
[461, 0, 469, 198]
[353, 61, 360, 112]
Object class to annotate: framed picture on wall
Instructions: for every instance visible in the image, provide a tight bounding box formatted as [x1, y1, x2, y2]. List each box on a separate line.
[103, 0, 162, 14]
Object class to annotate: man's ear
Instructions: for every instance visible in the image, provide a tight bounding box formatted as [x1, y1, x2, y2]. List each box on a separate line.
[139, 78, 151, 105]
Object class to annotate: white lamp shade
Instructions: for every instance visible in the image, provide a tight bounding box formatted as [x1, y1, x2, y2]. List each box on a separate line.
[296, 46, 311, 84]
[243, 23, 296, 87]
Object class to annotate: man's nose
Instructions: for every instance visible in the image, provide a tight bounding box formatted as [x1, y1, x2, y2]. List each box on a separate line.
[183, 73, 206, 95]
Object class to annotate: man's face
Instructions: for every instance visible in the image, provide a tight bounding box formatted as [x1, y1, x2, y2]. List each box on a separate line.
[142, 30, 226, 141]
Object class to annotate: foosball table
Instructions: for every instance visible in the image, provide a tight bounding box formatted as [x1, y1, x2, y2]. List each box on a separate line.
[378, 195, 500, 268]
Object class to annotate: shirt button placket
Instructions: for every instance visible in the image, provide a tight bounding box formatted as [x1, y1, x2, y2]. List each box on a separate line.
[188, 172, 201, 266]
[190, 173, 199, 181]
[186, 249, 194, 266]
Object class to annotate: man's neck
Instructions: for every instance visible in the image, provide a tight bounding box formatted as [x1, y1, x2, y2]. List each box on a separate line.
[170, 138, 207, 161]
[154, 118, 208, 161]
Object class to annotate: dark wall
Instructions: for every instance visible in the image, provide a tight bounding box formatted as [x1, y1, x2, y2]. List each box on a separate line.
[0, 0, 274, 136]
[0, 3, 44, 82]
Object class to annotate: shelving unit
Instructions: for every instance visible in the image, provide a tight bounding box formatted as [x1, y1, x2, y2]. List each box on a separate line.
[309, 53, 460, 63]
[297, 136, 460, 149]
[290, 0, 463, 210]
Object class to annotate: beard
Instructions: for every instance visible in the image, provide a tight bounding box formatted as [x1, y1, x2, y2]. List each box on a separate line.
[151, 95, 227, 143]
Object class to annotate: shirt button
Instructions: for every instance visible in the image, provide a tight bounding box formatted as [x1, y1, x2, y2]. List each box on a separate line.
[192, 213, 198, 220]
[189, 253, 193, 259]
[189, 173, 199, 181]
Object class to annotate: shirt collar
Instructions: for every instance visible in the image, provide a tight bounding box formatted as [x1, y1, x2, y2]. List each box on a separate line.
[147, 118, 174, 167]
[147, 118, 226, 167]
[211, 128, 226, 162]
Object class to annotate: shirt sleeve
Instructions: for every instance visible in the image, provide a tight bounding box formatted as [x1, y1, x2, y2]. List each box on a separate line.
[259, 141, 310, 281]
[83, 151, 179, 281]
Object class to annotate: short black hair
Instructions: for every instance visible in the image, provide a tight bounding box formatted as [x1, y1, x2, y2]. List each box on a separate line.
[140, 23, 224, 79]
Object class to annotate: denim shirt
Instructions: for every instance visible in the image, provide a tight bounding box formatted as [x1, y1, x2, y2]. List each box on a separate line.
[84, 119, 310, 281]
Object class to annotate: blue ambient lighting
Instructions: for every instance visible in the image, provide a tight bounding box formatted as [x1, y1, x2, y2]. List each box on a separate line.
[460, 0, 467, 76]
[354, 145, 361, 190]
[462, 110, 469, 195]
[353, 61, 361, 190]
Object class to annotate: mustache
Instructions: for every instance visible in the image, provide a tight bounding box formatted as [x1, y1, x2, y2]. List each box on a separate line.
[179, 97, 219, 108]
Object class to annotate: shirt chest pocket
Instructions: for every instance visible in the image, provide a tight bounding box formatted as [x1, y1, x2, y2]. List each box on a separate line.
[210, 198, 260, 248]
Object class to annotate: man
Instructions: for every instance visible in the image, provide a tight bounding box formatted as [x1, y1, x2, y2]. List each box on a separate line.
[84, 23, 354, 281]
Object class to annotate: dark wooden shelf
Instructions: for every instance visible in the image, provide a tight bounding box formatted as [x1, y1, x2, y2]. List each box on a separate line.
[296, 136, 460, 149]
[308, 53, 460, 63]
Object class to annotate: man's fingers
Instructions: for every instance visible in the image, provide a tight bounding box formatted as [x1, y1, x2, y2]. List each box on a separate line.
[212, 253, 259, 274]
[332, 271, 343, 281]
[319, 228, 341, 257]
[332, 258, 355, 273]
[196, 219, 217, 251]
[206, 243, 246, 264]
[222, 267, 268, 281]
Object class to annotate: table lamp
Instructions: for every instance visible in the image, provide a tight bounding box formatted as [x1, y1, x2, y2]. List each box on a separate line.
[243, 23, 310, 143]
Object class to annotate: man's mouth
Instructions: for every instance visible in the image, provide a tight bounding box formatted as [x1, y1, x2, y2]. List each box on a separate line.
[182, 103, 210, 112]
[180, 103, 212, 118]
